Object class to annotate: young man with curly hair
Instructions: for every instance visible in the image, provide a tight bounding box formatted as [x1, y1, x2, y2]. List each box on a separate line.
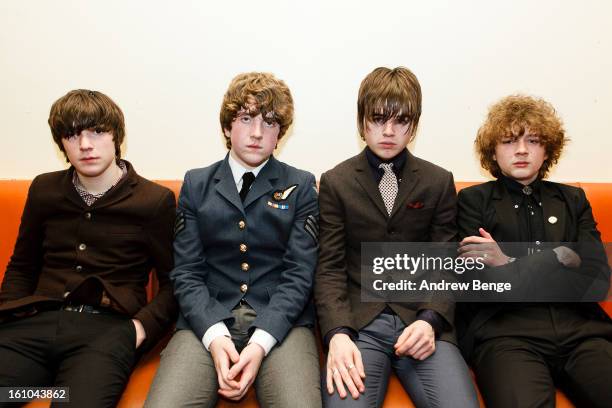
[457, 95, 612, 408]
[146, 72, 321, 407]
[315, 66, 478, 408]
[0, 89, 177, 407]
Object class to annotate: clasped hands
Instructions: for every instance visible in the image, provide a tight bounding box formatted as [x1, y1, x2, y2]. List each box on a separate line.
[209, 336, 265, 401]
[326, 320, 435, 400]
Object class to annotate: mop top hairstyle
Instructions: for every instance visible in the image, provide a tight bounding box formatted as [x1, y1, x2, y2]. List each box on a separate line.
[48, 89, 125, 159]
[220, 72, 294, 149]
[357, 66, 422, 140]
[475, 94, 566, 179]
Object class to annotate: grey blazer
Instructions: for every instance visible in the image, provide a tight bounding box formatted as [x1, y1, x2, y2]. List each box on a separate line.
[315, 149, 459, 343]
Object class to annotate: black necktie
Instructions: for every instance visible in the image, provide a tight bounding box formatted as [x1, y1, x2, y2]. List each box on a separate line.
[239, 172, 255, 202]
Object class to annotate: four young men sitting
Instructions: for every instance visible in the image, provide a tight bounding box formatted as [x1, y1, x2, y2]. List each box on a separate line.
[0, 71, 610, 408]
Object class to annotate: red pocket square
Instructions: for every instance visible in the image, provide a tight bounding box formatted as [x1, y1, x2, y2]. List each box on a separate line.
[407, 201, 425, 209]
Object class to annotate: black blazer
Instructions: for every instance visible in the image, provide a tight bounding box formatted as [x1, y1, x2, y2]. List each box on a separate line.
[456, 179, 611, 359]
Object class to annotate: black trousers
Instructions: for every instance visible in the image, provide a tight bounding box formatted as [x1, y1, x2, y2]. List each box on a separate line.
[0, 310, 136, 408]
[472, 305, 612, 408]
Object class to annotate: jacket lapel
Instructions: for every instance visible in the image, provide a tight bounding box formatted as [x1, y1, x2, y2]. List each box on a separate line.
[541, 182, 567, 242]
[89, 161, 138, 210]
[243, 156, 279, 209]
[214, 156, 245, 216]
[353, 150, 389, 219]
[491, 180, 520, 241]
[63, 167, 87, 208]
[390, 149, 419, 219]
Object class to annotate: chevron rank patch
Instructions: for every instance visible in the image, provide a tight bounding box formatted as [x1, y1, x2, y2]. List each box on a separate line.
[174, 211, 186, 237]
[304, 214, 318, 244]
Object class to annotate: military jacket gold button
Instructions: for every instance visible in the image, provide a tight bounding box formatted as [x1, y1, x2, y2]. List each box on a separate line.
[78, 243, 87, 251]
[239, 243, 248, 253]
[240, 283, 248, 293]
[84, 212, 92, 220]
[241, 262, 249, 271]
[238, 220, 246, 230]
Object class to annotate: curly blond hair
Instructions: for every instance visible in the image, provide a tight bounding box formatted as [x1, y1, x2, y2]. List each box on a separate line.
[220, 72, 293, 149]
[475, 95, 567, 179]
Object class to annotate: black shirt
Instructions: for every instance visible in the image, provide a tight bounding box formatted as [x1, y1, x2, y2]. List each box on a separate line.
[500, 174, 546, 249]
[365, 146, 407, 184]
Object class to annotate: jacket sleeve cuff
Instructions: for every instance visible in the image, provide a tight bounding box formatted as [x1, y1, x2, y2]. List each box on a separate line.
[324, 326, 358, 348]
[416, 309, 448, 338]
[202, 321, 231, 350]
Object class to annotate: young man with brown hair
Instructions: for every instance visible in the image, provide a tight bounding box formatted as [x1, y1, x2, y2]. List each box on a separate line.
[146, 72, 321, 407]
[0, 89, 177, 407]
[457, 94, 612, 407]
[315, 67, 478, 408]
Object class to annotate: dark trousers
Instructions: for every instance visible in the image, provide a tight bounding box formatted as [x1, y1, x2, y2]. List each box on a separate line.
[472, 305, 612, 408]
[0, 310, 136, 408]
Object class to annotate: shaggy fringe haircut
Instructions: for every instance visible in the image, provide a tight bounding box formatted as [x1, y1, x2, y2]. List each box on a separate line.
[357, 66, 422, 140]
[475, 95, 567, 179]
[220, 72, 294, 149]
[48, 89, 125, 159]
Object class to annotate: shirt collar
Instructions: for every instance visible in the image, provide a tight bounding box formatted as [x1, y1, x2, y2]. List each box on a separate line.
[500, 174, 542, 203]
[72, 159, 128, 206]
[228, 152, 269, 186]
[365, 146, 407, 175]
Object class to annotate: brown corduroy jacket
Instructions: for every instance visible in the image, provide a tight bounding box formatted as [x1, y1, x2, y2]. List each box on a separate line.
[0, 161, 177, 352]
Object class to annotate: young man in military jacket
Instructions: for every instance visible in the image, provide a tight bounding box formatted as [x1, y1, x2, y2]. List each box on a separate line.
[457, 95, 612, 408]
[0, 89, 177, 407]
[146, 72, 321, 407]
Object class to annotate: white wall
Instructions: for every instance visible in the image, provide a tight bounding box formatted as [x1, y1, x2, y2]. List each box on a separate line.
[1, 0, 611, 181]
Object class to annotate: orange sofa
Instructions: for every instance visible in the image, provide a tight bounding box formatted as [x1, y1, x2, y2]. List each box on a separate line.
[0, 180, 609, 408]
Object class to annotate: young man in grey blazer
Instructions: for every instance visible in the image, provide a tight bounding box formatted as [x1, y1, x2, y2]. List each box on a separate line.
[315, 67, 478, 407]
[146, 72, 321, 407]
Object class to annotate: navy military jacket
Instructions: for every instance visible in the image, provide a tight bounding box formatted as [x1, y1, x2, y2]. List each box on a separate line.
[172, 154, 319, 343]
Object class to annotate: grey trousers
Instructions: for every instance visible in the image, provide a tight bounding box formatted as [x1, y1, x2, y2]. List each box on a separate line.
[323, 312, 478, 408]
[145, 305, 321, 408]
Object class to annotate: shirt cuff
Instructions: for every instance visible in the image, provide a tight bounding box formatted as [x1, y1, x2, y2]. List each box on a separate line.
[202, 322, 231, 350]
[248, 328, 277, 356]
